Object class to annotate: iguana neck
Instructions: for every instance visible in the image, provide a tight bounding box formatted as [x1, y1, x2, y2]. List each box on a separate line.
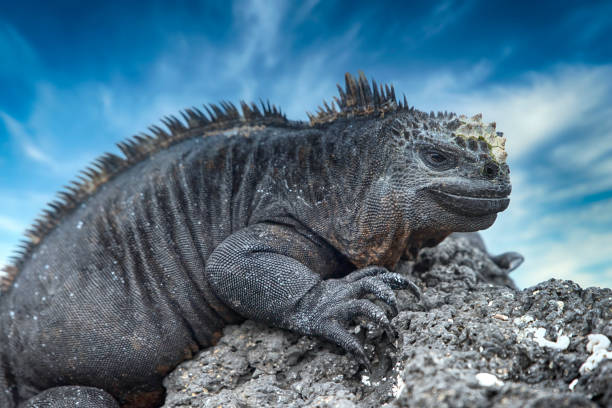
[279, 120, 411, 269]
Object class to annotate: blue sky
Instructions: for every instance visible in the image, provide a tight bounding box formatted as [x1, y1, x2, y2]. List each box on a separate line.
[1, 0, 611, 289]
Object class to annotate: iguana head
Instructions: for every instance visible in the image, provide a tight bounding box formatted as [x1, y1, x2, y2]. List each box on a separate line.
[309, 72, 511, 265]
[382, 110, 511, 235]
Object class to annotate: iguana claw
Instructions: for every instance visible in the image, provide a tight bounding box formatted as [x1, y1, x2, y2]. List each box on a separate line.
[294, 266, 420, 369]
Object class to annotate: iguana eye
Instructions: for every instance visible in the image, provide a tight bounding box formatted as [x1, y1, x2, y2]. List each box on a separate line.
[420, 149, 455, 170]
[429, 152, 446, 163]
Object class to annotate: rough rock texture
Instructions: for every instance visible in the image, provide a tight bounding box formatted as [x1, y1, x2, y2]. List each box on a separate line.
[163, 235, 612, 408]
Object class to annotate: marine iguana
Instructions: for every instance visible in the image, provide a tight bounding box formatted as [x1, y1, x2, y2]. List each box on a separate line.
[0, 73, 514, 407]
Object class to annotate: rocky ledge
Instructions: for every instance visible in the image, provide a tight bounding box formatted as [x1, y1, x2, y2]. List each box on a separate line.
[163, 235, 612, 408]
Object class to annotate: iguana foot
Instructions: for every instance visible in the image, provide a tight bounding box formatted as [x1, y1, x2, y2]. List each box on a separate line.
[293, 266, 421, 369]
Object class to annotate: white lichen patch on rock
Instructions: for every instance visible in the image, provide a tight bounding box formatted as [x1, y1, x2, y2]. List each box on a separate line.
[514, 315, 571, 350]
[361, 374, 371, 386]
[456, 113, 507, 163]
[525, 327, 570, 350]
[391, 372, 406, 398]
[475, 373, 504, 387]
[579, 333, 612, 374]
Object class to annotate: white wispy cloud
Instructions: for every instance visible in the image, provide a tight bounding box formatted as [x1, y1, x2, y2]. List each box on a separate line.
[508, 228, 612, 289]
[0, 216, 26, 235]
[421, 0, 475, 38]
[293, 0, 321, 24]
[228, 0, 286, 73]
[1, 86, 97, 178]
[0, 111, 57, 168]
[0, 20, 38, 77]
[563, 2, 612, 45]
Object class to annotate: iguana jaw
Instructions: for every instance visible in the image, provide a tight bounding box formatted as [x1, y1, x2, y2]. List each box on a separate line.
[428, 186, 510, 217]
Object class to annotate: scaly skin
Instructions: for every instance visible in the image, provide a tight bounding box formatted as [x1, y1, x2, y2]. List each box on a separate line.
[0, 74, 513, 407]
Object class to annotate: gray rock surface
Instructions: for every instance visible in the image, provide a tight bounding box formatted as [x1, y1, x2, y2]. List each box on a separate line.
[163, 235, 612, 407]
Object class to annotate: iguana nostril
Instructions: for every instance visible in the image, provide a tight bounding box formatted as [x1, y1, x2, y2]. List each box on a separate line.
[483, 162, 499, 179]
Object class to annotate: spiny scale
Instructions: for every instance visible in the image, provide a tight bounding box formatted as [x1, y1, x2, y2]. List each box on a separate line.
[308, 72, 402, 124]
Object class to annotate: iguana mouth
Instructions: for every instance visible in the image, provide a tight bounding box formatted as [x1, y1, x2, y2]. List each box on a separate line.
[429, 188, 510, 216]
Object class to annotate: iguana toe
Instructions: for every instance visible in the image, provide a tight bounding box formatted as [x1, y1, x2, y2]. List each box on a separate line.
[317, 320, 371, 371]
[337, 298, 396, 342]
[347, 276, 400, 316]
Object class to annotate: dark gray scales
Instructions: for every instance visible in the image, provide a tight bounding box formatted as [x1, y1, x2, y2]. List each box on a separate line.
[0, 73, 518, 407]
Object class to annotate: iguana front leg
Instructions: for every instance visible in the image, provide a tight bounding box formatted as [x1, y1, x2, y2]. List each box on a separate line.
[205, 222, 420, 368]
